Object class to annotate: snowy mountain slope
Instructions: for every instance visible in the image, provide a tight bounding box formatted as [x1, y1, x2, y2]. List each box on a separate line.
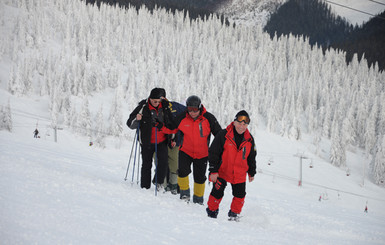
[216, 0, 286, 26]
[217, 0, 385, 26]
[1, 103, 385, 244]
[0, 1, 385, 244]
[327, 0, 385, 25]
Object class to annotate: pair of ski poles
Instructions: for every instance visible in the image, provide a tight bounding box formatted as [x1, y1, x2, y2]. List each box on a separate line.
[124, 123, 141, 185]
[124, 123, 160, 196]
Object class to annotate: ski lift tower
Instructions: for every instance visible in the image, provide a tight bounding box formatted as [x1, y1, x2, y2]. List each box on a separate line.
[294, 153, 308, 187]
[53, 126, 63, 143]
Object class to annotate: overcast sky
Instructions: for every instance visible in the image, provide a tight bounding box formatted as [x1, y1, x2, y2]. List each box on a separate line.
[328, 0, 385, 25]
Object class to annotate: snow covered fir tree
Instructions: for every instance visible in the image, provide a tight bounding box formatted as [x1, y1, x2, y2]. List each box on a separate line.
[2, 1, 385, 244]
[1, 0, 385, 182]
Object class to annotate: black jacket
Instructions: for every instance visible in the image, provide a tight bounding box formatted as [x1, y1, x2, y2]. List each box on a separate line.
[126, 99, 173, 145]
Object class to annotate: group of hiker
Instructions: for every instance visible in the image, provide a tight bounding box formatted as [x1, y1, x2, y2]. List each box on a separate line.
[126, 87, 257, 220]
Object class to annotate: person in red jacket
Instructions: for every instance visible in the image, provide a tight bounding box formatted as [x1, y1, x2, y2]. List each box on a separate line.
[206, 110, 257, 220]
[162, 95, 221, 204]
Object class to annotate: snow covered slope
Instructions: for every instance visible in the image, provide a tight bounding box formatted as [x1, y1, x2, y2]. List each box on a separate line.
[327, 0, 385, 25]
[1, 1, 385, 243]
[217, 0, 385, 26]
[217, 0, 286, 26]
[1, 96, 385, 244]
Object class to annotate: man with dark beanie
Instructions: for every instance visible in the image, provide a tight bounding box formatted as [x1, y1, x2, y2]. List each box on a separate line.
[126, 87, 173, 190]
[206, 110, 257, 221]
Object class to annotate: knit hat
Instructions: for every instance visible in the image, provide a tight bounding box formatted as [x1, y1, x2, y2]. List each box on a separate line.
[149, 88, 166, 99]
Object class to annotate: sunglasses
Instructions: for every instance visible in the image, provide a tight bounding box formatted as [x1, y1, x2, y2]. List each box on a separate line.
[187, 106, 199, 112]
[235, 115, 250, 124]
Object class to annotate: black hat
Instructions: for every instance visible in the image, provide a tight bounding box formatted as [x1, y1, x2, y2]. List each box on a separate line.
[149, 88, 166, 99]
[234, 110, 250, 123]
[158, 88, 166, 98]
[186, 95, 201, 108]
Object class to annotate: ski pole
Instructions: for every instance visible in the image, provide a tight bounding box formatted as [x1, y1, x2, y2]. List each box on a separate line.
[131, 134, 139, 185]
[136, 122, 141, 185]
[131, 123, 140, 185]
[154, 127, 158, 196]
[124, 126, 138, 181]
[137, 143, 141, 185]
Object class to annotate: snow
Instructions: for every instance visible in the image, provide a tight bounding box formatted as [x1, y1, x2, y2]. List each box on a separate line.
[328, 0, 385, 26]
[1, 96, 385, 244]
[1, 0, 385, 244]
[220, 0, 385, 27]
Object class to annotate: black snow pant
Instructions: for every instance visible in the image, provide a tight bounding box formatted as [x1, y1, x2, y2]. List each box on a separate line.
[210, 178, 246, 200]
[140, 141, 168, 189]
[178, 150, 208, 184]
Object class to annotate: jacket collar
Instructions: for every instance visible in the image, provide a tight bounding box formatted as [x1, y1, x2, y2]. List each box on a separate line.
[226, 122, 252, 142]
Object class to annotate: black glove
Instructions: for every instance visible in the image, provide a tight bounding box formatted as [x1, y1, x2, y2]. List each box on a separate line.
[157, 122, 163, 130]
[214, 178, 223, 190]
[152, 116, 160, 126]
[161, 99, 170, 110]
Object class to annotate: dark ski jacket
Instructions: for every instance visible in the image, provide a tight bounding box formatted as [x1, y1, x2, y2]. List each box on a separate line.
[126, 99, 173, 145]
[166, 101, 186, 146]
[209, 122, 257, 184]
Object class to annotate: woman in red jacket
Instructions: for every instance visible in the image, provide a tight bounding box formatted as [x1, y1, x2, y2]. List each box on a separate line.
[162, 95, 221, 204]
[206, 110, 257, 220]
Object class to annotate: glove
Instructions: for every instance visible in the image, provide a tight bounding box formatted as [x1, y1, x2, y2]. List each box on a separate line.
[155, 121, 163, 130]
[161, 99, 170, 110]
[152, 118, 163, 128]
[214, 178, 222, 190]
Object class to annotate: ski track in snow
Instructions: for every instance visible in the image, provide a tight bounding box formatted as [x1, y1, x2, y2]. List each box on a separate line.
[1, 131, 385, 244]
[1, 0, 385, 244]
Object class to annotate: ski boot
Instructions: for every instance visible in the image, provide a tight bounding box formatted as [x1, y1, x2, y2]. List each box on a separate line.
[193, 195, 204, 205]
[206, 207, 219, 218]
[180, 189, 190, 202]
[228, 210, 240, 222]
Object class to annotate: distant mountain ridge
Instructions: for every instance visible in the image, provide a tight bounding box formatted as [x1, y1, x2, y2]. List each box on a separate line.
[85, 0, 385, 71]
[263, 0, 385, 71]
[264, 0, 354, 47]
[86, 0, 286, 25]
[330, 10, 385, 72]
[215, 0, 286, 26]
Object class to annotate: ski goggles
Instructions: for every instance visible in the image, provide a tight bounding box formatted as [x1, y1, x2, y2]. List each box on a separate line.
[235, 115, 250, 124]
[187, 106, 200, 112]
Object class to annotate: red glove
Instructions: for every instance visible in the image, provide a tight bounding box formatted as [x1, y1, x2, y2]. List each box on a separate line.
[214, 179, 223, 190]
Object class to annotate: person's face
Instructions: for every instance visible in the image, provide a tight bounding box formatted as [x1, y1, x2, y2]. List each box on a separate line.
[150, 98, 161, 107]
[234, 120, 248, 134]
[187, 106, 200, 119]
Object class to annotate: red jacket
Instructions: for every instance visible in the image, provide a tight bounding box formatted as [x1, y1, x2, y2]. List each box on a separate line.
[162, 105, 221, 159]
[209, 122, 257, 184]
[148, 102, 167, 144]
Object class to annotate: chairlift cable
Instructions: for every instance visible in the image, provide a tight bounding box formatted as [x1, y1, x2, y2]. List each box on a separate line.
[325, 0, 385, 20]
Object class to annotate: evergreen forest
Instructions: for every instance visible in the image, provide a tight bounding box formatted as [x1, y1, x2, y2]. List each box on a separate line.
[1, 0, 385, 183]
[264, 0, 385, 71]
[87, 0, 385, 71]
[85, 0, 230, 21]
